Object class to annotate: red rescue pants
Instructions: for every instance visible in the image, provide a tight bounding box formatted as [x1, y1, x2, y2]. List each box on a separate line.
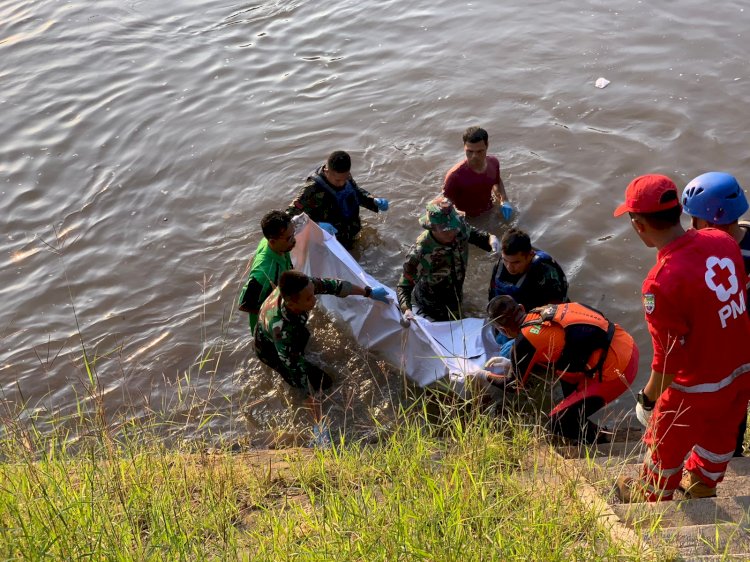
[641, 382, 749, 501]
[548, 326, 638, 442]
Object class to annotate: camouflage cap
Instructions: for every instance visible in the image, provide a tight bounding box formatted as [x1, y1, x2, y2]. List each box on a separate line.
[419, 196, 462, 231]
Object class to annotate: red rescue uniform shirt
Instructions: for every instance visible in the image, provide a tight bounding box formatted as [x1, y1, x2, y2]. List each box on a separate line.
[643, 228, 750, 387]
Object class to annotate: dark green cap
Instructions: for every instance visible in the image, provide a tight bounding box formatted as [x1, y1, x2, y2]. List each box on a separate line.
[419, 195, 462, 231]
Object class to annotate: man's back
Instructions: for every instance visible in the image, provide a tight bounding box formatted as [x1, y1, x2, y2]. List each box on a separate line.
[644, 228, 750, 386]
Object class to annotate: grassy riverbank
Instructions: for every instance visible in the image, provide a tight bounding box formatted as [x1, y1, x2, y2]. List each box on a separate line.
[0, 397, 661, 561]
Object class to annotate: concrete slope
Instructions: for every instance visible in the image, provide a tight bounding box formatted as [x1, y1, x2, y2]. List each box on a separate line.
[556, 431, 750, 561]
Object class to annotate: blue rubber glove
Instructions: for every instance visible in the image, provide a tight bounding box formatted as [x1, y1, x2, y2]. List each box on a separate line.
[369, 286, 390, 303]
[500, 202, 513, 221]
[374, 198, 389, 212]
[495, 331, 512, 346]
[499, 339, 515, 359]
[318, 222, 338, 235]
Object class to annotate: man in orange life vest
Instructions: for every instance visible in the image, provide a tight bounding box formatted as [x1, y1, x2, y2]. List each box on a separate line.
[481, 295, 638, 445]
[614, 173, 750, 501]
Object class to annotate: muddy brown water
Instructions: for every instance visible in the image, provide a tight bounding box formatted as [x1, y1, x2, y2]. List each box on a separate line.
[2, 0, 749, 444]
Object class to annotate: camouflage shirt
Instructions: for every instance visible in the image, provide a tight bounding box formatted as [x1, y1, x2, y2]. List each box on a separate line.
[397, 221, 492, 320]
[287, 165, 380, 249]
[255, 277, 353, 388]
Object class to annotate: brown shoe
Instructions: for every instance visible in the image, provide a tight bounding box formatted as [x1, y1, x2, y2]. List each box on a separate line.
[679, 471, 717, 499]
[616, 475, 648, 503]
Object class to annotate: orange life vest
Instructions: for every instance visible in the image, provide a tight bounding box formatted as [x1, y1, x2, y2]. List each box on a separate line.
[520, 303, 616, 381]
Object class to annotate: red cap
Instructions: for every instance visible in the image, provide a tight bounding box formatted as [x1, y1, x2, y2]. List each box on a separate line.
[613, 174, 682, 217]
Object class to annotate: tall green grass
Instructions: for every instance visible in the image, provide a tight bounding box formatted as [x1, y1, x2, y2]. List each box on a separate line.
[0, 253, 659, 559]
[0, 388, 659, 561]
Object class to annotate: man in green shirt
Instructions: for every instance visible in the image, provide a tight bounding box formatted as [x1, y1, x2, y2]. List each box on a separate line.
[255, 269, 389, 393]
[238, 210, 296, 333]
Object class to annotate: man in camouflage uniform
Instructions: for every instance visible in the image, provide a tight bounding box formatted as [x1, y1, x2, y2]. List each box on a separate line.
[397, 195, 498, 322]
[287, 150, 390, 250]
[255, 269, 389, 393]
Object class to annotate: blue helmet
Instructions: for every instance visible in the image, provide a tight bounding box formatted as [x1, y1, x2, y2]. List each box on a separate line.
[682, 172, 749, 224]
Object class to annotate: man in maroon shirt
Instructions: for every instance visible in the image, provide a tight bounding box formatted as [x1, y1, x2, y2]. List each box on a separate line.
[442, 126, 512, 220]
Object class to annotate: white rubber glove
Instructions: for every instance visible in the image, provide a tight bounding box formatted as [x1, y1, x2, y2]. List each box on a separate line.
[466, 369, 491, 383]
[635, 403, 652, 428]
[484, 370, 514, 389]
[489, 234, 500, 254]
[484, 356, 511, 375]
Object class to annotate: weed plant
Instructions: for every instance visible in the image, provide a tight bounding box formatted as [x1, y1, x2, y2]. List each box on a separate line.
[0, 375, 660, 561]
[0, 251, 661, 559]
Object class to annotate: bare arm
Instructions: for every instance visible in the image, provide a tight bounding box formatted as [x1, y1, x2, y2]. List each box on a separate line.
[492, 176, 508, 205]
[311, 277, 370, 298]
[491, 156, 508, 204]
[643, 369, 676, 402]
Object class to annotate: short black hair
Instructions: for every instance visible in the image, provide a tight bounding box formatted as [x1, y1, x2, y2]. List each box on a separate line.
[279, 270, 310, 299]
[486, 295, 521, 326]
[326, 151, 351, 173]
[261, 210, 292, 239]
[462, 126, 489, 145]
[501, 227, 532, 255]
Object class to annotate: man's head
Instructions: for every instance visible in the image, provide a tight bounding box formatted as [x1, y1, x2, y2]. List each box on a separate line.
[279, 270, 316, 313]
[323, 150, 352, 188]
[487, 295, 524, 338]
[681, 172, 749, 230]
[419, 195, 462, 244]
[463, 126, 489, 146]
[501, 227, 535, 275]
[261, 210, 296, 253]
[614, 174, 683, 247]
[462, 126, 489, 172]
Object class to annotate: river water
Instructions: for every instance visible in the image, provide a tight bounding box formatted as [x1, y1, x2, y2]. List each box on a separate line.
[2, 0, 749, 445]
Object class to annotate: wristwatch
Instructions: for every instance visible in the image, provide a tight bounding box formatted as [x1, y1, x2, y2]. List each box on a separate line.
[637, 389, 656, 411]
[364, 286, 372, 298]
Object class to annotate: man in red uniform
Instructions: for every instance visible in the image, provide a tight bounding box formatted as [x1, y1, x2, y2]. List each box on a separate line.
[442, 126, 512, 220]
[614, 174, 750, 501]
[483, 296, 638, 445]
[681, 171, 750, 456]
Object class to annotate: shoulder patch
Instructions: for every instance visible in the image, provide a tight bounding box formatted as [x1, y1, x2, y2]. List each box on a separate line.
[643, 293, 655, 314]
